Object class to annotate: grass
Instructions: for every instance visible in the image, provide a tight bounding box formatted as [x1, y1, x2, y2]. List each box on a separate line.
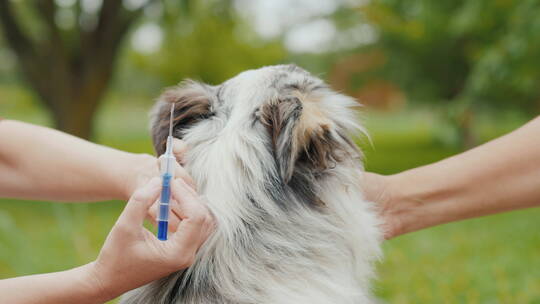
[1, 87, 539, 303]
[362, 111, 540, 303]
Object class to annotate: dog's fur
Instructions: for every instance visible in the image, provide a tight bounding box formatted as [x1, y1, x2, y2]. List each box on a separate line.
[121, 65, 382, 304]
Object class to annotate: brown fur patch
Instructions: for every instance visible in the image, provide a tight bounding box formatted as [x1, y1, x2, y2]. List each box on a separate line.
[152, 81, 213, 155]
[259, 91, 355, 182]
[259, 96, 303, 181]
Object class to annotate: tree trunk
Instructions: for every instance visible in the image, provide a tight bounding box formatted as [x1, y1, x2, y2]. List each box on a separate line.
[49, 99, 100, 139]
[47, 66, 111, 139]
[0, 0, 146, 139]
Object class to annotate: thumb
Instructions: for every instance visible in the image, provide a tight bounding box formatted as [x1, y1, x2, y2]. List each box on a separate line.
[118, 177, 162, 227]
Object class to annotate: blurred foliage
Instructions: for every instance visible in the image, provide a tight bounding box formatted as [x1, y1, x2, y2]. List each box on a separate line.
[0, 0, 285, 137]
[320, 0, 540, 146]
[0, 0, 149, 138]
[129, 0, 285, 86]
[359, 0, 540, 110]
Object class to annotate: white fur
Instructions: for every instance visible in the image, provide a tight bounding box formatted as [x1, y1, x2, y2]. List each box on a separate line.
[122, 65, 382, 304]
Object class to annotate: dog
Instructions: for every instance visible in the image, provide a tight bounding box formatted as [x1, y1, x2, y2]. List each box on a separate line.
[121, 64, 383, 304]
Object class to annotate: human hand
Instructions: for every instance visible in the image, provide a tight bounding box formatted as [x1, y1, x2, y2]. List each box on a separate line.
[146, 139, 191, 232]
[123, 139, 193, 200]
[124, 139, 194, 229]
[90, 177, 214, 301]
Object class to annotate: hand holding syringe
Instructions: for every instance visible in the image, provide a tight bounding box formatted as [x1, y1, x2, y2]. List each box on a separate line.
[144, 136, 196, 234]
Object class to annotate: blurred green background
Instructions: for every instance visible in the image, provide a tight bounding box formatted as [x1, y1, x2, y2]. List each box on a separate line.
[0, 0, 539, 303]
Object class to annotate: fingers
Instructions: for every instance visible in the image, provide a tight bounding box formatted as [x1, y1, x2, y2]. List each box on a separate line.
[169, 178, 198, 220]
[157, 154, 196, 190]
[171, 139, 195, 189]
[174, 163, 197, 190]
[147, 199, 181, 232]
[169, 179, 215, 253]
[147, 200, 159, 226]
[118, 177, 161, 227]
[172, 138, 188, 165]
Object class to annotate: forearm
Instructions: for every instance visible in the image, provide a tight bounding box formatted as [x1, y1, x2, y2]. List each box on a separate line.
[0, 120, 152, 201]
[0, 263, 113, 304]
[386, 117, 540, 236]
[0, 177, 212, 304]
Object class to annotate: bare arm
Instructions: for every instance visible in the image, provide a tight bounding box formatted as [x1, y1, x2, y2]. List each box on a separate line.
[0, 120, 192, 202]
[0, 178, 214, 304]
[364, 117, 540, 239]
[0, 263, 103, 304]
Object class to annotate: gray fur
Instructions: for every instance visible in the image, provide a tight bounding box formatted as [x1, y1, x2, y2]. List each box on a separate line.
[123, 65, 382, 304]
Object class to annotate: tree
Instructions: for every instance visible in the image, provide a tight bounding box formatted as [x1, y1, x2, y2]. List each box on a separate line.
[360, 0, 540, 107]
[130, 0, 285, 86]
[0, 0, 152, 138]
[332, 0, 540, 146]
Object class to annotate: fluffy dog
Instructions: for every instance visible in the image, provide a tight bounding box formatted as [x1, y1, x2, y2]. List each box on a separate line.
[121, 65, 382, 304]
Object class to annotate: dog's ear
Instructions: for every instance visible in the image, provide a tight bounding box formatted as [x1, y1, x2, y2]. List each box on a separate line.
[260, 95, 353, 183]
[151, 80, 214, 155]
[259, 96, 303, 182]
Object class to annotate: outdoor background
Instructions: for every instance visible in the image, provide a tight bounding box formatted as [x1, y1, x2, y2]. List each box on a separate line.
[0, 0, 539, 303]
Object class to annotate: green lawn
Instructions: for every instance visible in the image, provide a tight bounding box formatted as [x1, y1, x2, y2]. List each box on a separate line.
[1, 88, 539, 303]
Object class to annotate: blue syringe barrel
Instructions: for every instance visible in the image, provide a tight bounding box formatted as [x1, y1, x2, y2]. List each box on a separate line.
[157, 173, 172, 240]
[157, 105, 176, 241]
[157, 134, 176, 241]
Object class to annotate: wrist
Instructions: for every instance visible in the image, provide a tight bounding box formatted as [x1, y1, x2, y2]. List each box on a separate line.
[386, 165, 461, 237]
[121, 153, 157, 200]
[382, 172, 431, 238]
[83, 261, 121, 303]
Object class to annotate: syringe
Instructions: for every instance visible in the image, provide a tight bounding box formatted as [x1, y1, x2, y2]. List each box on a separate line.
[157, 103, 176, 241]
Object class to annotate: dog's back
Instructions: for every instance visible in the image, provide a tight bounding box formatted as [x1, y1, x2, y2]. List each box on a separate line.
[121, 65, 382, 304]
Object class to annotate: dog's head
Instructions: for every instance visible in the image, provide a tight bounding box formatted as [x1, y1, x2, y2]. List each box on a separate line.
[151, 64, 363, 195]
[138, 65, 377, 304]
